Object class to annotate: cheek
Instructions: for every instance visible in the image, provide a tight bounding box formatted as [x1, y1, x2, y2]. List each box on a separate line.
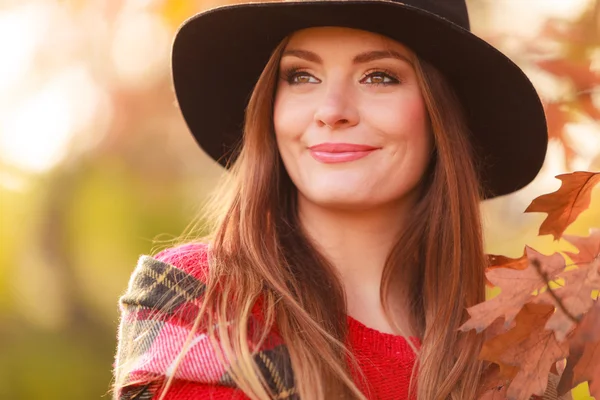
[273, 90, 317, 164]
[273, 94, 305, 178]
[375, 95, 433, 184]
[273, 95, 294, 157]
[274, 89, 314, 133]
[378, 94, 428, 137]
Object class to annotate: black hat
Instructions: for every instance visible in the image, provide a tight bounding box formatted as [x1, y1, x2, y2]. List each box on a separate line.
[171, 0, 548, 199]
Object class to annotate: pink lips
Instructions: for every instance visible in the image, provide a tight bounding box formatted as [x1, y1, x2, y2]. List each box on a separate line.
[308, 142, 380, 163]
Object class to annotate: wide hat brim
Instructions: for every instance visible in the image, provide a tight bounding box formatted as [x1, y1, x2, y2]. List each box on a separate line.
[172, 0, 548, 200]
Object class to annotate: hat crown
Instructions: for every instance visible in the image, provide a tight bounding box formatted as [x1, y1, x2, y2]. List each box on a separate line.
[398, 0, 470, 30]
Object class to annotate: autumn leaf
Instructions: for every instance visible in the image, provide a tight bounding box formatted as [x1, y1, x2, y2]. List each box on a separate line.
[479, 317, 520, 382]
[580, 93, 600, 120]
[487, 252, 529, 271]
[478, 387, 508, 400]
[479, 303, 569, 400]
[477, 362, 510, 399]
[536, 58, 600, 91]
[460, 247, 565, 333]
[557, 300, 600, 397]
[524, 172, 600, 240]
[564, 228, 600, 269]
[533, 230, 600, 340]
[532, 267, 596, 341]
[543, 102, 571, 140]
[539, 18, 590, 46]
[485, 251, 529, 288]
[478, 377, 509, 400]
[541, 102, 577, 162]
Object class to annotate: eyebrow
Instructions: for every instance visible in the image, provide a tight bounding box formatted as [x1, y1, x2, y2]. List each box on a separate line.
[281, 49, 413, 66]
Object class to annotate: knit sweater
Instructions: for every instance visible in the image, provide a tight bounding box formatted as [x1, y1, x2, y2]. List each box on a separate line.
[145, 316, 419, 400]
[114, 243, 420, 400]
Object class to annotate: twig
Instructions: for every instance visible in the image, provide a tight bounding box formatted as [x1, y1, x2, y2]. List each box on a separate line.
[531, 258, 580, 325]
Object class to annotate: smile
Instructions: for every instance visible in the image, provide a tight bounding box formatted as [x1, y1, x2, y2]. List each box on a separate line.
[308, 142, 380, 164]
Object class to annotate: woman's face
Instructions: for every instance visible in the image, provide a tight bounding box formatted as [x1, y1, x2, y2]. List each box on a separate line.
[274, 27, 433, 211]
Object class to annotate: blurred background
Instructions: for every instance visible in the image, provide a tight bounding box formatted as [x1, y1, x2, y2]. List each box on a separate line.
[0, 0, 599, 399]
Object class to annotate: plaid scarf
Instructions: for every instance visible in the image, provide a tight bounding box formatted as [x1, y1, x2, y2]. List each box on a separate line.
[113, 245, 296, 399]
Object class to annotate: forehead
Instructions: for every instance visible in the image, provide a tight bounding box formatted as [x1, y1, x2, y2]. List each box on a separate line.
[284, 26, 414, 58]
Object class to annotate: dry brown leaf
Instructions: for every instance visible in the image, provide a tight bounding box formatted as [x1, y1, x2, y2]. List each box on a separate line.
[536, 59, 600, 90]
[564, 229, 600, 269]
[532, 279, 594, 341]
[485, 251, 529, 288]
[481, 317, 521, 382]
[557, 300, 600, 397]
[479, 383, 509, 400]
[477, 362, 510, 399]
[524, 172, 600, 240]
[487, 252, 529, 271]
[480, 303, 569, 400]
[541, 102, 577, 162]
[533, 231, 600, 340]
[543, 102, 571, 142]
[460, 247, 565, 333]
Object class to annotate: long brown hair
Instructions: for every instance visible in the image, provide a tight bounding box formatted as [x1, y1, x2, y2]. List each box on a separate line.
[158, 32, 488, 400]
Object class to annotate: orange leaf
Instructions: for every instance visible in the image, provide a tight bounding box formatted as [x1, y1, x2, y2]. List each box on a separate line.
[532, 267, 597, 341]
[478, 385, 509, 400]
[480, 303, 569, 400]
[580, 93, 600, 120]
[487, 252, 529, 271]
[524, 172, 600, 240]
[544, 102, 571, 141]
[528, 231, 600, 341]
[460, 247, 565, 333]
[542, 102, 576, 163]
[536, 59, 600, 90]
[557, 300, 600, 397]
[564, 229, 600, 268]
[478, 363, 510, 400]
[485, 251, 529, 288]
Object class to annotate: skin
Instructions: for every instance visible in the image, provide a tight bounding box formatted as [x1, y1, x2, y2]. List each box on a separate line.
[273, 27, 433, 335]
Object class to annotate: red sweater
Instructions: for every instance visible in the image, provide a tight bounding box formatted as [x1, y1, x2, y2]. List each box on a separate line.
[115, 243, 420, 400]
[156, 313, 419, 399]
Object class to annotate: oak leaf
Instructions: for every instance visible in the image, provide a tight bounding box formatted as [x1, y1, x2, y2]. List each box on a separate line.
[524, 172, 600, 240]
[487, 252, 529, 271]
[533, 231, 600, 340]
[556, 300, 600, 397]
[485, 251, 529, 288]
[536, 59, 600, 91]
[479, 303, 569, 400]
[480, 317, 520, 382]
[564, 229, 600, 270]
[460, 247, 565, 333]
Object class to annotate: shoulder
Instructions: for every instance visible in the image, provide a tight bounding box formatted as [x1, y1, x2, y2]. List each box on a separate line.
[120, 242, 210, 321]
[115, 242, 235, 392]
[153, 242, 210, 281]
[115, 242, 294, 399]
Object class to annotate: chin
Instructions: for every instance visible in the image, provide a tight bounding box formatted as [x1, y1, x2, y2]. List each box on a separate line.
[304, 190, 378, 211]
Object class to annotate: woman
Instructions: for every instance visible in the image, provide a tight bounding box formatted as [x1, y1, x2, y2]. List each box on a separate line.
[113, 1, 549, 399]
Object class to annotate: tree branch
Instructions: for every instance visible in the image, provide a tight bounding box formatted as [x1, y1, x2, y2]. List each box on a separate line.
[531, 258, 580, 325]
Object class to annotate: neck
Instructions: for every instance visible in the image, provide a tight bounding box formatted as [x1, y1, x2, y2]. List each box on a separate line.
[297, 194, 416, 299]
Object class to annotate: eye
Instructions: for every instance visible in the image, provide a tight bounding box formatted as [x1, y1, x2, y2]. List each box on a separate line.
[282, 68, 321, 85]
[361, 70, 400, 86]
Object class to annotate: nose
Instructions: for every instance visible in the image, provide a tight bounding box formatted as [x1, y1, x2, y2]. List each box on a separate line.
[314, 83, 359, 130]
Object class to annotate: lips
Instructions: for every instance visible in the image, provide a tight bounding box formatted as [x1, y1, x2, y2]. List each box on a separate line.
[308, 143, 379, 152]
[308, 142, 380, 164]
